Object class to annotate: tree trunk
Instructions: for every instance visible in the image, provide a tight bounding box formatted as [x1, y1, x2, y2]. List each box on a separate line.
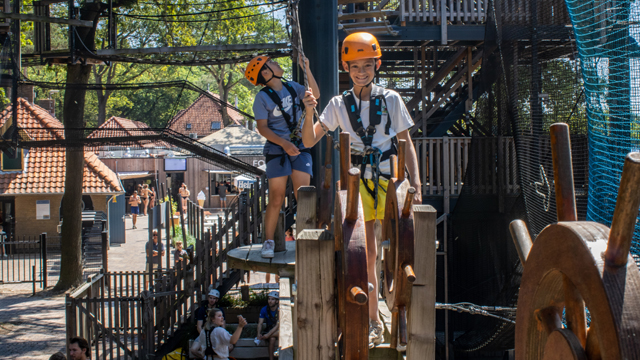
[97, 89, 110, 126]
[54, 2, 100, 291]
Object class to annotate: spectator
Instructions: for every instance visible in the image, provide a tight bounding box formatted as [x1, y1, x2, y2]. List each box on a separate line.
[128, 191, 141, 229]
[145, 230, 165, 288]
[49, 352, 66, 360]
[149, 186, 156, 208]
[174, 240, 188, 269]
[68, 337, 90, 360]
[179, 183, 190, 212]
[141, 184, 150, 216]
[190, 308, 247, 360]
[217, 181, 228, 209]
[195, 289, 225, 334]
[285, 227, 295, 242]
[256, 291, 279, 360]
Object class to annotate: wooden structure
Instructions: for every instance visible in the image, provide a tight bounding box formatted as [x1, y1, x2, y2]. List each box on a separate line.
[510, 123, 640, 359]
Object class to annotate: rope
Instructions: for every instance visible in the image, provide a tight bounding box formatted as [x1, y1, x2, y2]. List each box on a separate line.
[286, 0, 338, 149]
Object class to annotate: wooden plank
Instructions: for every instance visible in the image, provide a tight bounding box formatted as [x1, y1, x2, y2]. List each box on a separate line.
[406, 205, 437, 360]
[279, 278, 294, 360]
[296, 186, 336, 360]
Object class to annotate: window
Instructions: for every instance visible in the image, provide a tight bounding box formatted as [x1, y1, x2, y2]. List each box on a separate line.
[211, 122, 221, 130]
[1, 149, 23, 171]
[186, 123, 192, 130]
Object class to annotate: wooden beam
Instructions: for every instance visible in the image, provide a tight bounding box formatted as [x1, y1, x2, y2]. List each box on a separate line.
[0, 12, 94, 27]
[279, 277, 294, 360]
[295, 187, 336, 360]
[406, 205, 437, 360]
[96, 42, 288, 56]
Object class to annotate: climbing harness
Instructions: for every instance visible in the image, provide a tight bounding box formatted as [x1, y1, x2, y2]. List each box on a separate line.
[260, 81, 303, 147]
[342, 84, 396, 209]
[204, 326, 216, 359]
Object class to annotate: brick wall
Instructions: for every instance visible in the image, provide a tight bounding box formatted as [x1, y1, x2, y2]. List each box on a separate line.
[14, 194, 62, 238]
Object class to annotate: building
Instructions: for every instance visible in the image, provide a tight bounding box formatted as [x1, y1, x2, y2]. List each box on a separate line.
[166, 92, 244, 140]
[0, 98, 124, 239]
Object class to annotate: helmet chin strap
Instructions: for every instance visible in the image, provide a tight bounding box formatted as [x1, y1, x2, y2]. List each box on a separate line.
[263, 66, 282, 85]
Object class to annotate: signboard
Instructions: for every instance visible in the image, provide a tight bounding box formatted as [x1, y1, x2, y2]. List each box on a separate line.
[164, 158, 187, 172]
[237, 179, 255, 189]
[36, 200, 50, 220]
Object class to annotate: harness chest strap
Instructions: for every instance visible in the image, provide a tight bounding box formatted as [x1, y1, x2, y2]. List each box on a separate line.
[261, 81, 299, 133]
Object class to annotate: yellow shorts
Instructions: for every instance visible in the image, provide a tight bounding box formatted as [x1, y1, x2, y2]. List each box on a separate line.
[360, 179, 389, 222]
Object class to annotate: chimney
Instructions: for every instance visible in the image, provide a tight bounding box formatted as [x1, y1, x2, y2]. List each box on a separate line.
[37, 99, 55, 117]
[17, 84, 34, 104]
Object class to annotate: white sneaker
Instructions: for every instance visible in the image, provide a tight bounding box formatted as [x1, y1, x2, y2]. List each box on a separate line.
[261, 240, 275, 258]
[368, 320, 384, 348]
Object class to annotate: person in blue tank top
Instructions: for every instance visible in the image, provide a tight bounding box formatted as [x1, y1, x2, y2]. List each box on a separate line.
[245, 55, 320, 258]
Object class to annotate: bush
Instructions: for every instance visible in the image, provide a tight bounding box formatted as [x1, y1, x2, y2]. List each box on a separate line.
[217, 290, 269, 309]
[170, 225, 196, 248]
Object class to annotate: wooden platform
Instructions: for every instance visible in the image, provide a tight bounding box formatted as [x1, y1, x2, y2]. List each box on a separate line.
[227, 242, 296, 277]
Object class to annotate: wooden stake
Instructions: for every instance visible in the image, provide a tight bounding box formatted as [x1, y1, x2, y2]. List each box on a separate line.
[404, 264, 416, 283]
[402, 188, 416, 218]
[390, 155, 398, 179]
[345, 168, 361, 222]
[340, 132, 351, 191]
[397, 139, 407, 182]
[398, 305, 408, 346]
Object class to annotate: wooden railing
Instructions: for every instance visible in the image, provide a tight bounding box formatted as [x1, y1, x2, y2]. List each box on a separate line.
[413, 136, 519, 196]
[399, 0, 489, 24]
[66, 174, 270, 359]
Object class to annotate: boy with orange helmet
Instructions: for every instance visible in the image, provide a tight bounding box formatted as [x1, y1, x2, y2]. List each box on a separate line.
[245, 55, 319, 258]
[301, 32, 422, 348]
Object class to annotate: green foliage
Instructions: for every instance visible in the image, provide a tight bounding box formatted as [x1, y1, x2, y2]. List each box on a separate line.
[171, 224, 196, 248]
[217, 289, 269, 308]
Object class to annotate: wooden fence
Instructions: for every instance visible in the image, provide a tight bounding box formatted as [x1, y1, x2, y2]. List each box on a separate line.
[66, 174, 269, 359]
[413, 136, 519, 196]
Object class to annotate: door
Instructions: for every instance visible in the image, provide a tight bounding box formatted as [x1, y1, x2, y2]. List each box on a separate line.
[109, 195, 126, 244]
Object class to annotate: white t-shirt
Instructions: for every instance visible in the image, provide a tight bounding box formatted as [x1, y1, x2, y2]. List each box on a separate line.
[319, 88, 414, 178]
[196, 326, 232, 359]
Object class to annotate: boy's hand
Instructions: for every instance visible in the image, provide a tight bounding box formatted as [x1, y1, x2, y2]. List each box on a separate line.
[282, 141, 301, 156]
[238, 315, 248, 327]
[298, 54, 310, 70]
[302, 89, 317, 110]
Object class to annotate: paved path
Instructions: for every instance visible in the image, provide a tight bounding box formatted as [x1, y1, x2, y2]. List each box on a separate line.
[0, 213, 277, 359]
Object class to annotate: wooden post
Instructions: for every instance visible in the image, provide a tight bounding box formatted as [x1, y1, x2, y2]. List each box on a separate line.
[166, 200, 172, 271]
[339, 132, 351, 190]
[279, 277, 294, 360]
[101, 231, 108, 274]
[407, 205, 437, 360]
[40, 233, 47, 288]
[345, 168, 361, 222]
[274, 211, 286, 253]
[65, 294, 77, 360]
[398, 139, 407, 182]
[140, 290, 154, 358]
[296, 187, 336, 360]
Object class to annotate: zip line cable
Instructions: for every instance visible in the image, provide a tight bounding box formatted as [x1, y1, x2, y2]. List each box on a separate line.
[116, 0, 286, 19]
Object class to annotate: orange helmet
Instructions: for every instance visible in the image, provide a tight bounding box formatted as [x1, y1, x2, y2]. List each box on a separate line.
[341, 32, 382, 62]
[245, 56, 270, 85]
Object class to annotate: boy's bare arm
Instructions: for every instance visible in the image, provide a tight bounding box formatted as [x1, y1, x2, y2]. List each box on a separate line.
[396, 130, 422, 202]
[301, 90, 326, 148]
[299, 55, 320, 99]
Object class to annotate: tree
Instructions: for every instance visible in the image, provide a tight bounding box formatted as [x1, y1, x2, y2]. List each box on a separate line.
[54, 0, 135, 291]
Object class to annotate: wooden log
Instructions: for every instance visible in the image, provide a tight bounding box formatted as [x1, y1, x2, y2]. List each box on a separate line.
[345, 168, 361, 222]
[404, 264, 416, 283]
[397, 139, 407, 182]
[295, 187, 336, 360]
[340, 132, 351, 191]
[407, 205, 437, 360]
[550, 122, 577, 221]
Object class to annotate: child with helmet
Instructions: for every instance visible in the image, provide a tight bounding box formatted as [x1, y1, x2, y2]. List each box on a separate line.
[245, 55, 320, 259]
[301, 32, 422, 348]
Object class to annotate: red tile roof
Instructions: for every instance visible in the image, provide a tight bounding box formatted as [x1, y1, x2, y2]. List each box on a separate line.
[0, 98, 123, 194]
[88, 116, 166, 148]
[167, 92, 244, 138]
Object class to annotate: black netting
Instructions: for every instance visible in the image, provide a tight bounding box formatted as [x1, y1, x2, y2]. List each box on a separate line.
[448, 0, 587, 354]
